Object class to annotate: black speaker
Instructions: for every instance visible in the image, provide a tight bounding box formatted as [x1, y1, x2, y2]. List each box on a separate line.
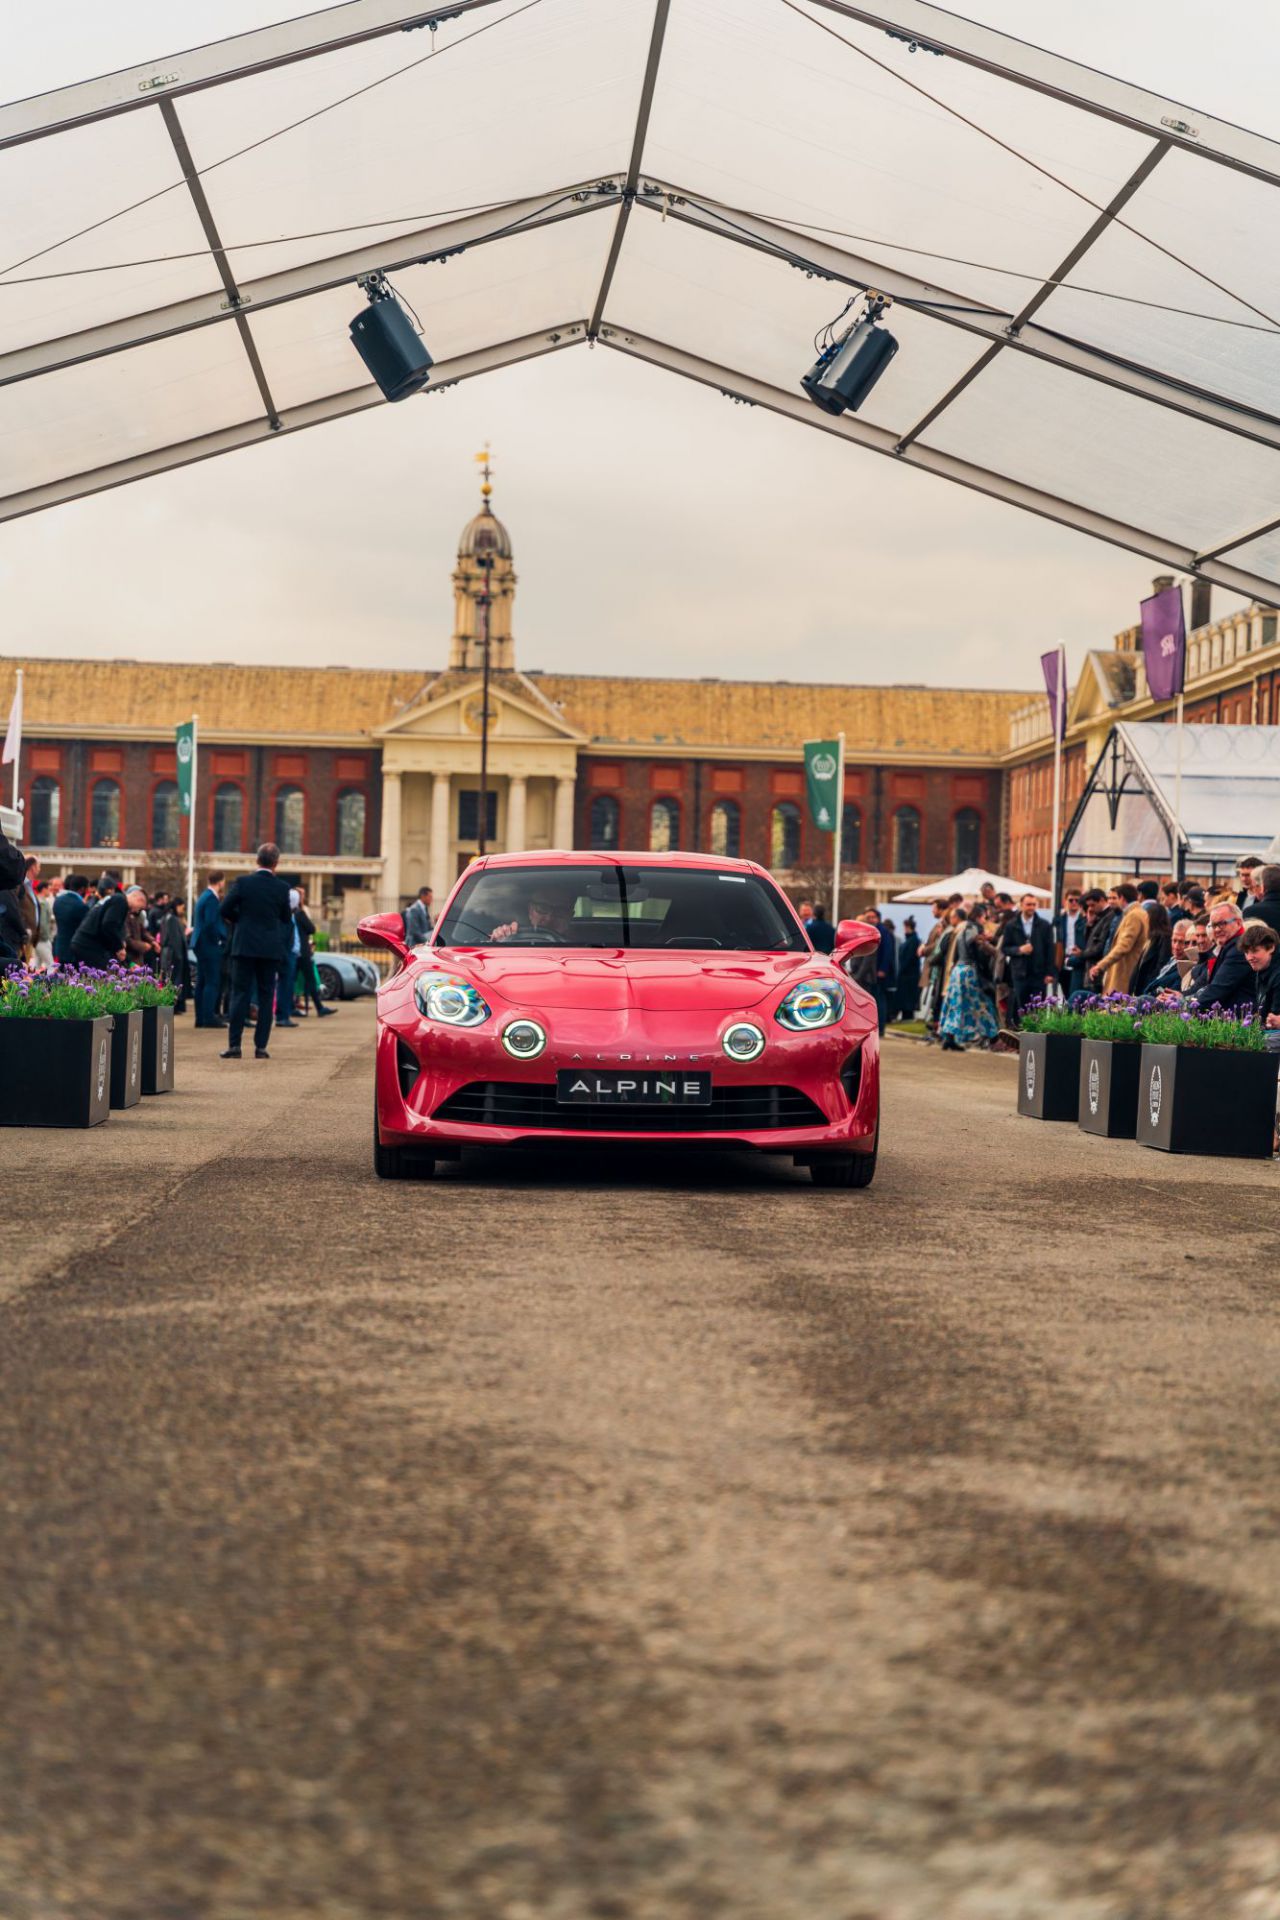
[802, 317, 898, 415]
[350, 294, 433, 401]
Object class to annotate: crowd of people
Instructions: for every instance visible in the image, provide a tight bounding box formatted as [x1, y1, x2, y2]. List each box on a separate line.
[801, 858, 1280, 1054]
[0, 836, 339, 1060]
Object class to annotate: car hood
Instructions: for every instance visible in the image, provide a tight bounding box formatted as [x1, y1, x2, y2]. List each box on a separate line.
[427, 949, 823, 1013]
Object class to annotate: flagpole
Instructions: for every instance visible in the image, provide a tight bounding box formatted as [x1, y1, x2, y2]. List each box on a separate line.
[1172, 688, 1186, 883]
[186, 713, 198, 921]
[10, 668, 21, 812]
[1049, 644, 1065, 913]
[832, 732, 845, 925]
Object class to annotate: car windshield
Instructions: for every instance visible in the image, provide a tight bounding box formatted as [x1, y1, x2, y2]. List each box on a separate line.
[436, 865, 807, 950]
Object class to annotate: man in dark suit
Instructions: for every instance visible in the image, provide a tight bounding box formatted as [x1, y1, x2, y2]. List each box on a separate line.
[192, 870, 228, 1029]
[1000, 891, 1056, 1022]
[1246, 864, 1280, 938]
[219, 842, 292, 1060]
[807, 902, 836, 954]
[53, 873, 90, 963]
[71, 882, 139, 969]
[1178, 901, 1254, 1013]
[1054, 888, 1087, 997]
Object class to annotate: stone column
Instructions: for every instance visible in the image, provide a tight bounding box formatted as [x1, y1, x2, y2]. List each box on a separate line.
[507, 775, 527, 853]
[430, 771, 452, 891]
[380, 769, 402, 911]
[553, 774, 576, 850]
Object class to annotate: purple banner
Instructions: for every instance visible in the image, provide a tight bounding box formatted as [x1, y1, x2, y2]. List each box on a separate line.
[1040, 648, 1066, 740]
[1140, 583, 1186, 702]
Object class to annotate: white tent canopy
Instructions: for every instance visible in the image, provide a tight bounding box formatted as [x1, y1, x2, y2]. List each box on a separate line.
[892, 867, 1050, 902]
[3, 0, 1280, 597]
[1063, 722, 1280, 881]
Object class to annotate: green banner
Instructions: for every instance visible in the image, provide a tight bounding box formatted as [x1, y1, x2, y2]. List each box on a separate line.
[175, 719, 195, 814]
[803, 738, 840, 833]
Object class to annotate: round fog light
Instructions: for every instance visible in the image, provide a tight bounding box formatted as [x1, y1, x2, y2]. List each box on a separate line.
[723, 1022, 765, 1062]
[502, 1018, 547, 1059]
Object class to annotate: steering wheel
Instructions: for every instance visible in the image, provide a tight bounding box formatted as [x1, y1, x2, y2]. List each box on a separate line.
[514, 931, 560, 946]
[663, 936, 722, 948]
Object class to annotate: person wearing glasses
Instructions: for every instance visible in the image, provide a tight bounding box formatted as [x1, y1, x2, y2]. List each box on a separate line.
[490, 883, 578, 945]
[1160, 901, 1253, 1013]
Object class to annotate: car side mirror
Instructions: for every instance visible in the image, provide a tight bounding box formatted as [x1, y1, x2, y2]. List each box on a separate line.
[834, 919, 880, 956]
[357, 911, 409, 960]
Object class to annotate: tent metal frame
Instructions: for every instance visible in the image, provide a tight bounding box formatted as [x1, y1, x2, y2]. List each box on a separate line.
[2, 0, 1279, 594]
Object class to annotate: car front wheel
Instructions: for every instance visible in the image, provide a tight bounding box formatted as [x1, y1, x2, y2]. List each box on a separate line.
[809, 1130, 878, 1189]
[373, 1108, 434, 1181]
[318, 963, 342, 1001]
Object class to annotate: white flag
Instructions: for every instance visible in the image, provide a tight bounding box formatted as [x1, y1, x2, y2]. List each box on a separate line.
[1, 678, 20, 767]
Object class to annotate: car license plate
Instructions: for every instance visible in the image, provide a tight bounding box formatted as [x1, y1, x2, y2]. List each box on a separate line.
[556, 1069, 712, 1105]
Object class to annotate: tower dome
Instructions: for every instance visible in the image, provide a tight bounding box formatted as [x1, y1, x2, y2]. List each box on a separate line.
[449, 454, 517, 671]
[457, 503, 513, 561]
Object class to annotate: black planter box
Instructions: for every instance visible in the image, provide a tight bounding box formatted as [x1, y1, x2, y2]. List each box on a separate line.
[1137, 1043, 1280, 1158]
[1018, 1031, 1082, 1121]
[1078, 1037, 1141, 1139]
[0, 1016, 112, 1128]
[108, 1008, 143, 1110]
[140, 1003, 175, 1094]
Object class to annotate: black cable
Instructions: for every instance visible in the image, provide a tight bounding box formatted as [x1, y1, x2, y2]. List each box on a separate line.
[0, 0, 547, 282]
[778, 0, 1280, 332]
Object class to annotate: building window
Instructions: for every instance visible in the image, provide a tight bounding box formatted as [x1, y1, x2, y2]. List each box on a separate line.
[335, 789, 366, 858]
[589, 794, 620, 851]
[29, 776, 60, 846]
[90, 778, 121, 847]
[709, 799, 740, 858]
[953, 807, 982, 869]
[649, 797, 680, 852]
[275, 785, 305, 855]
[151, 780, 180, 850]
[213, 783, 243, 852]
[893, 805, 921, 874]
[770, 801, 800, 871]
[458, 790, 497, 843]
[841, 801, 861, 866]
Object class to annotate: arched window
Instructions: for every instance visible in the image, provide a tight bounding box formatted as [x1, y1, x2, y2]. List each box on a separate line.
[709, 799, 741, 859]
[893, 805, 921, 874]
[589, 794, 619, 851]
[953, 807, 982, 869]
[90, 778, 121, 848]
[28, 776, 59, 846]
[151, 780, 180, 849]
[213, 783, 243, 852]
[649, 797, 680, 852]
[770, 801, 800, 871]
[335, 789, 366, 858]
[275, 785, 304, 855]
[841, 801, 861, 866]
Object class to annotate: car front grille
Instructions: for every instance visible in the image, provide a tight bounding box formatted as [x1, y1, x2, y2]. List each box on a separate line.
[432, 1081, 828, 1132]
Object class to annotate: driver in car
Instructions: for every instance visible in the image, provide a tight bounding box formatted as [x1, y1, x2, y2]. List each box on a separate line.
[490, 882, 578, 944]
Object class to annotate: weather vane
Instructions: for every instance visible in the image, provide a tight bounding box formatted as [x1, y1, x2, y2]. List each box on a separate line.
[474, 443, 493, 501]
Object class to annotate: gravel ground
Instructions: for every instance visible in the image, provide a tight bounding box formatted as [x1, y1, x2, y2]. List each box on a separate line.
[3, 1006, 1279, 1920]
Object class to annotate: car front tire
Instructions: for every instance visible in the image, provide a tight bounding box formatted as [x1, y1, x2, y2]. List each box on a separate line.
[809, 1129, 878, 1189]
[318, 963, 343, 1002]
[373, 1107, 435, 1181]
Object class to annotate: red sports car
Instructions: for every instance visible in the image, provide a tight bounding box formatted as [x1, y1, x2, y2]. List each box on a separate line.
[359, 852, 881, 1187]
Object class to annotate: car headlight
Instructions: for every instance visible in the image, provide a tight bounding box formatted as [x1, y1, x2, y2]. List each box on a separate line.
[414, 975, 491, 1026]
[776, 979, 845, 1031]
[501, 1018, 547, 1059]
[723, 1022, 765, 1061]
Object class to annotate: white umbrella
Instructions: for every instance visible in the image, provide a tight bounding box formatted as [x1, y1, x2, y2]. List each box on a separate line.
[890, 867, 1052, 904]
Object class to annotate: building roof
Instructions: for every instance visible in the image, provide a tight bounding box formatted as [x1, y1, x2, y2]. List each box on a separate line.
[0, 654, 1029, 759]
[1064, 722, 1280, 875]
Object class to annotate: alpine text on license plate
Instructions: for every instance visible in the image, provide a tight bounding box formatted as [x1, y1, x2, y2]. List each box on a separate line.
[556, 1069, 713, 1105]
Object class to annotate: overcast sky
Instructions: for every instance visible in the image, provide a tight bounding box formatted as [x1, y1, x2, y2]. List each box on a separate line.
[1, 0, 1272, 691]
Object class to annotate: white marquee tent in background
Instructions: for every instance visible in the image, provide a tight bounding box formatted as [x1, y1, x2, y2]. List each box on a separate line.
[1, 0, 1280, 612]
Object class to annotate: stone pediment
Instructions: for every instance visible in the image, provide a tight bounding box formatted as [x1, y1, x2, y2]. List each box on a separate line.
[1069, 651, 1135, 730]
[375, 670, 584, 745]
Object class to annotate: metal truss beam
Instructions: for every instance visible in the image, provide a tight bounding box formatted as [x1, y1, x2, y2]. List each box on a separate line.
[1195, 510, 1280, 566]
[637, 185, 1280, 455]
[803, 0, 1280, 191]
[0, 184, 619, 390]
[0, 323, 587, 525]
[0, 0, 506, 153]
[595, 323, 1280, 604]
[587, 0, 673, 338]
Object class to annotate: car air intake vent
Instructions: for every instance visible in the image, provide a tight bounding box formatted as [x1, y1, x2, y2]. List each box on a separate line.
[396, 1038, 421, 1096]
[432, 1083, 827, 1132]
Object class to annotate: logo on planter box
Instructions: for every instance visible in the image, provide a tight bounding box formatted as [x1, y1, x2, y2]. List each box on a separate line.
[130, 1028, 140, 1089]
[1088, 1056, 1100, 1116]
[1024, 1047, 1036, 1101]
[1149, 1063, 1163, 1130]
[97, 1037, 108, 1103]
[161, 1021, 170, 1077]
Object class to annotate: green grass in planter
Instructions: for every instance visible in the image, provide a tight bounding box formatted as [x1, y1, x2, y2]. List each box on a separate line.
[0, 964, 177, 1019]
[1137, 1004, 1264, 1051]
[1018, 1000, 1085, 1036]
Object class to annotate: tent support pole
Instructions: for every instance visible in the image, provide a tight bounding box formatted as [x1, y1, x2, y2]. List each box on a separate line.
[1172, 691, 1186, 882]
[1049, 644, 1064, 919]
